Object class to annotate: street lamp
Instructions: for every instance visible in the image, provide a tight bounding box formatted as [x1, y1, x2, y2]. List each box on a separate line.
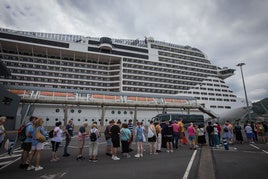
[236, 63, 252, 121]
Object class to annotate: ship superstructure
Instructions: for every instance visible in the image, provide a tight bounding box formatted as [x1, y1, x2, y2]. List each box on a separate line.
[0, 28, 250, 126]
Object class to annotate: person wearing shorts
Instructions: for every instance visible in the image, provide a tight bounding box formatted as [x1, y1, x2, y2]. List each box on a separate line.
[20, 116, 37, 169]
[27, 118, 47, 171]
[187, 122, 196, 150]
[110, 120, 121, 160]
[51, 121, 63, 162]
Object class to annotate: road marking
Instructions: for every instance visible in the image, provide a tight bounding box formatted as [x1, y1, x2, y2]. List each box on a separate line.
[262, 150, 268, 154]
[0, 154, 21, 160]
[250, 144, 260, 149]
[250, 144, 268, 154]
[182, 150, 197, 179]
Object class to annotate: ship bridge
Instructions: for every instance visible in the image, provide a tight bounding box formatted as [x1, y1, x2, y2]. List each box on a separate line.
[6, 86, 216, 126]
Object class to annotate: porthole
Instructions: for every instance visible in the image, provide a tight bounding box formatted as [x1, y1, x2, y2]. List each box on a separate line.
[78, 119, 80, 121]
[71, 109, 74, 113]
[99, 119, 101, 121]
[55, 109, 60, 113]
[124, 119, 127, 122]
[124, 111, 127, 115]
[105, 119, 108, 122]
[55, 118, 58, 121]
[130, 111, 133, 115]
[118, 111, 121, 114]
[46, 118, 49, 121]
[92, 119, 95, 121]
[78, 109, 82, 113]
[85, 119, 88, 121]
[111, 111, 115, 114]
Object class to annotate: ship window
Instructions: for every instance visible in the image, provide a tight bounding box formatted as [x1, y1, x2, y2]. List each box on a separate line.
[71, 109, 74, 113]
[55, 109, 60, 113]
[118, 111, 121, 114]
[78, 109, 82, 113]
[225, 106, 231, 109]
[111, 110, 115, 114]
[218, 106, 224, 108]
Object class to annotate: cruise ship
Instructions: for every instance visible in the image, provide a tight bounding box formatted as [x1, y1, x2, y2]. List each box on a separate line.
[0, 28, 251, 127]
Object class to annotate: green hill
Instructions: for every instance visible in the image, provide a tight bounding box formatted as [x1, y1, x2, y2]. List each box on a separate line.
[252, 98, 268, 117]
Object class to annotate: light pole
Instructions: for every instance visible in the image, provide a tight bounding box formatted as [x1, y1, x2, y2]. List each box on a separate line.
[236, 63, 252, 121]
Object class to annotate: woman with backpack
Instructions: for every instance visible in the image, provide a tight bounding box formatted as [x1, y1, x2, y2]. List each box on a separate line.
[89, 124, 99, 162]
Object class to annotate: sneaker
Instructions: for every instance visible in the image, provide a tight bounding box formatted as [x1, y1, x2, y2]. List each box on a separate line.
[35, 166, 43, 171]
[140, 154, 143, 157]
[111, 155, 115, 160]
[92, 159, 98, 162]
[113, 156, 120, 160]
[134, 154, 140, 158]
[167, 150, 170, 153]
[170, 150, 173, 153]
[50, 159, 57, 162]
[27, 165, 35, 171]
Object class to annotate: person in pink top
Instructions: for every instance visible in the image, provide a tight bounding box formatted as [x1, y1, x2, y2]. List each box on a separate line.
[187, 123, 196, 150]
[171, 120, 180, 149]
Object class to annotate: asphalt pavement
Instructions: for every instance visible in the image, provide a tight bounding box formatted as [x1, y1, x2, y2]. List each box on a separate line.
[0, 135, 268, 179]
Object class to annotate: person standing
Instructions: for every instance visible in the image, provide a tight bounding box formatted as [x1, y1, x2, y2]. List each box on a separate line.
[206, 122, 214, 147]
[178, 118, 184, 146]
[120, 123, 131, 158]
[147, 121, 157, 155]
[0, 116, 7, 148]
[50, 121, 63, 162]
[197, 124, 206, 147]
[234, 122, 243, 144]
[163, 121, 173, 153]
[245, 123, 254, 143]
[213, 123, 220, 148]
[89, 123, 99, 162]
[76, 122, 88, 160]
[187, 122, 196, 150]
[172, 120, 180, 149]
[134, 122, 145, 158]
[27, 118, 47, 171]
[110, 120, 121, 160]
[104, 120, 113, 156]
[155, 121, 162, 153]
[20, 116, 37, 169]
[128, 119, 134, 152]
[63, 120, 74, 157]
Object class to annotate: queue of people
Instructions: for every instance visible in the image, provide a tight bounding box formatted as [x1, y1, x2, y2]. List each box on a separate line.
[1, 115, 268, 172]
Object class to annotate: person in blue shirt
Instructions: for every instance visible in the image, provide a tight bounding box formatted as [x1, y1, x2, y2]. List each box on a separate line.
[27, 118, 48, 171]
[19, 116, 37, 169]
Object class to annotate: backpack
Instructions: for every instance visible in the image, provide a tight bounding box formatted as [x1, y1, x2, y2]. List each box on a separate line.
[48, 130, 54, 138]
[223, 127, 229, 132]
[17, 124, 30, 141]
[90, 131, 97, 142]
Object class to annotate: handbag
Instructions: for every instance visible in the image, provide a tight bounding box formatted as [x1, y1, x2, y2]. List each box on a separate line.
[4, 138, 9, 151]
[36, 129, 46, 143]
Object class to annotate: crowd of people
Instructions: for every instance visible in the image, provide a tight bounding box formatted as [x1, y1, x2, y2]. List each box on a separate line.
[0, 115, 268, 172]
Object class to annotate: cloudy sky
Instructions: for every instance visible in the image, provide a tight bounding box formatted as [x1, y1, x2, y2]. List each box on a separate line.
[0, 0, 267, 102]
